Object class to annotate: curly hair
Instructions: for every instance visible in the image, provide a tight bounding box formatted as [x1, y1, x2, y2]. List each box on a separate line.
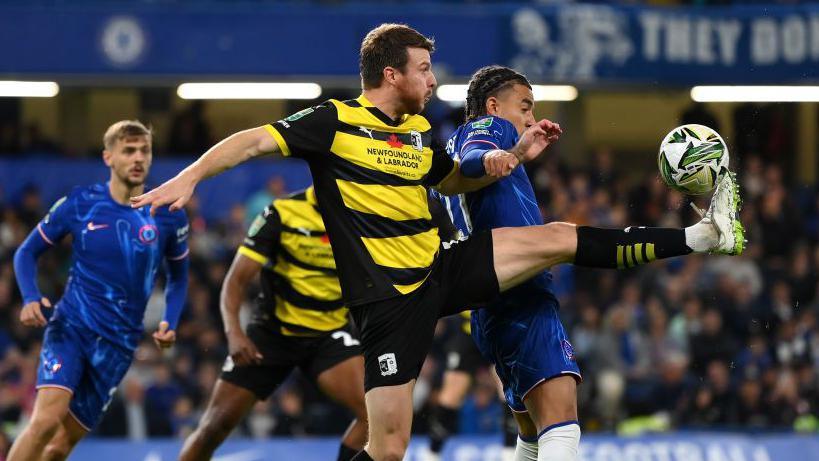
[464, 65, 531, 122]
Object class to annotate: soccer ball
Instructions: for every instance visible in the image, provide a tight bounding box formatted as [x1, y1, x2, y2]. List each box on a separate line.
[658, 124, 729, 195]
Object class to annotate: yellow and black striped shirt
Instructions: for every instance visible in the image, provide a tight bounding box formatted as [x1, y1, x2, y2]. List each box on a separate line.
[239, 188, 346, 336]
[265, 95, 457, 306]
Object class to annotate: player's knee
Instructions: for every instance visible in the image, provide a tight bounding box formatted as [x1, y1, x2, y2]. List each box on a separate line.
[197, 411, 235, 444]
[536, 222, 577, 261]
[379, 436, 410, 461]
[42, 440, 72, 461]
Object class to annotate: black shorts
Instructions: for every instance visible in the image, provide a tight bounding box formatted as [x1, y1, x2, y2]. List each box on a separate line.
[350, 231, 499, 391]
[220, 322, 362, 400]
[444, 326, 485, 373]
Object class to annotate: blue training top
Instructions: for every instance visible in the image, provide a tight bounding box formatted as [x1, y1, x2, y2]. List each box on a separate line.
[14, 182, 189, 351]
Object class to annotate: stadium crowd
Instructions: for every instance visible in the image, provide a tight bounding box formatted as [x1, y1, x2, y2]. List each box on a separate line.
[0, 102, 817, 454]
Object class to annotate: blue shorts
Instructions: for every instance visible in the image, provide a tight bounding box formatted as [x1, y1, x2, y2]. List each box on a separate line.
[471, 290, 581, 412]
[36, 314, 134, 430]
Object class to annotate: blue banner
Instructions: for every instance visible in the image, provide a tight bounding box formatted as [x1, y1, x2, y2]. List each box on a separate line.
[1, 4, 818, 84]
[67, 434, 819, 461]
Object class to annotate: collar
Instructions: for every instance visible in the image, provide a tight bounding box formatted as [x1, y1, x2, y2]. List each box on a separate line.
[356, 93, 404, 127]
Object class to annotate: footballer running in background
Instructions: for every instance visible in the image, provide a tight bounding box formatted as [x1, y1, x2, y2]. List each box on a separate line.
[9, 120, 189, 461]
[179, 187, 367, 461]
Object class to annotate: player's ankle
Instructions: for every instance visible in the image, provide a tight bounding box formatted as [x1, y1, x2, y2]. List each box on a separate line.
[684, 220, 718, 253]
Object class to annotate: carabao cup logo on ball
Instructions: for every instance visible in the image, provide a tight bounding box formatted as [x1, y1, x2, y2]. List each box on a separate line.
[658, 124, 729, 196]
[138, 224, 158, 244]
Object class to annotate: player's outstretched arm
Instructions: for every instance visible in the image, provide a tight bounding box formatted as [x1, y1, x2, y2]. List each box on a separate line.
[435, 119, 561, 195]
[221, 251, 264, 366]
[130, 126, 282, 214]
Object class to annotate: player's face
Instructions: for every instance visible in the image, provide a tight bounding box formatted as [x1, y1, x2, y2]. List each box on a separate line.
[395, 47, 436, 115]
[492, 84, 536, 137]
[105, 135, 153, 188]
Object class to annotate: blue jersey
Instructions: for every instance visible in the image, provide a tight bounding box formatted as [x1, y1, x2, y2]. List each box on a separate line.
[435, 116, 553, 295]
[36, 183, 189, 351]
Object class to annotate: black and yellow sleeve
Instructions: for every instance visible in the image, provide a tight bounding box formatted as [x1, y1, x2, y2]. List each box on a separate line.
[238, 205, 282, 266]
[263, 101, 337, 159]
[424, 137, 457, 188]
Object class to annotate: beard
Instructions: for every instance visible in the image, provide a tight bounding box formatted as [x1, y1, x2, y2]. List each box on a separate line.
[116, 169, 146, 188]
[396, 87, 426, 116]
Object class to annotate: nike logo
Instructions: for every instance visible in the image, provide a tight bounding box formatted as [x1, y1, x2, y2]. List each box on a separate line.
[86, 222, 109, 231]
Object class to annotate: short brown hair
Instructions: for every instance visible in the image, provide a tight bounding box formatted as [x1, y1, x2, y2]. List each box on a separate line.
[103, 120, 152, 149]
[359, 23, 435, 90]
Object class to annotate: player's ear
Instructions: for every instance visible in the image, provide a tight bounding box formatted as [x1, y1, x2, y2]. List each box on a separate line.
[486, 96, 500, 116]
[383, 66, 399, 87]
[102, 149, 113, 167]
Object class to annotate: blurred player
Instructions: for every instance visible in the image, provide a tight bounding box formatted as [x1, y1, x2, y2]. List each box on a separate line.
[131, 24, 743, 461]
[10, 121, 189, 461]
[425, 312, 486, 459]
[179, 187, 366, 461]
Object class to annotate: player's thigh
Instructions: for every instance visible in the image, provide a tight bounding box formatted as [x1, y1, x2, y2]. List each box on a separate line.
[197, 379, 259, 432]
[522, 375, 578, 432]
[314, 355, 366, 417]
[511, 410, 538, 440]
[491, 223, 577, 292]
[30, 387, 74, 427]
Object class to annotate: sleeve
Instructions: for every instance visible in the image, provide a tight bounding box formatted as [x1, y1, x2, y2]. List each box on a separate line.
[37, 195, 73, 245]
[458, 117, 509, 178]
[162, 211, 190, 331]
[423, 137, 457, 188]
[262, 102, 337, 158]
[13, 229, 52, 304]
[164, 210, 190, 261]
[238, 204, 282, 266]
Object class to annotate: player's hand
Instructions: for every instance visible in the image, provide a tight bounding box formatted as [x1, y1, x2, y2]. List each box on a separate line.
[130, 169, 197, 216]
[511, 119, 562, 163]
[20, 297, 51, 327]
[227, 330, 263, 367]
[482, 150, 519, 178]
[152, 321, 177, 349]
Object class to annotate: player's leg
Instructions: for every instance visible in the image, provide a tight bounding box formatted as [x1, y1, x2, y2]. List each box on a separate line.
[492, 173, 743, 292]
[349, 289, 443, 461]
[428, 370, 471, 458]
[510, 410, 539, 461]
[7, 388, 73, 461]
[41, 414, 88, 461]
[522, 377, 580, 461]
[306, 326, 367, 461]
[178, 379, 258, 460]
[353, 381, 415, 461]
[181, 323, 296, 460]
[428, 324, 481, 459]
[9, 319, 85, 461]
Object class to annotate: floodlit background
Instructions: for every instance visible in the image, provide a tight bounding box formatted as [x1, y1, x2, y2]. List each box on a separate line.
[0, 1, 818, 460]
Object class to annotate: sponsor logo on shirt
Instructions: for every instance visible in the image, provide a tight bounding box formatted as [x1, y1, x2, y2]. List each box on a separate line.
[138, 224, 158, 244]
[471, 117, 494, 129]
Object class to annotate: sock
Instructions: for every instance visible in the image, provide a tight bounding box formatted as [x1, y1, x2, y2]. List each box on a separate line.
[574, 226, 692, 269]
[514, 435, 539, 461]
[684, 220, 718, 253]
[428, 405, 460, 453]
[337, 444, 360, 461]
[351, 450, 374, 461]
[537, 421, 581, 461]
